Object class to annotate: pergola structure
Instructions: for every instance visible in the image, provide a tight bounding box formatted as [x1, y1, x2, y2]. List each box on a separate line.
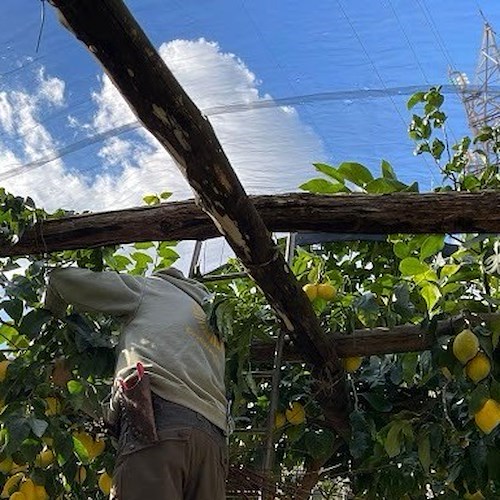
[5, 0, 500, 497]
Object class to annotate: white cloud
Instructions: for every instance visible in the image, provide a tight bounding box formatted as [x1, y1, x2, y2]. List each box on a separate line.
[0, 38, 326, 271]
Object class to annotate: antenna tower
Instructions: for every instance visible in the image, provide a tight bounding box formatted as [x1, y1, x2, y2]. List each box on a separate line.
[449, 20, 500, 171]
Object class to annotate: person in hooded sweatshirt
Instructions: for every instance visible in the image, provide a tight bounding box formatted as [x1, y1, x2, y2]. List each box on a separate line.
[45, 266, 228, 500]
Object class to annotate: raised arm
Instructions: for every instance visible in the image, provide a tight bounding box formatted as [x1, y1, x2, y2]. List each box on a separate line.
[45, 267, 144, 318]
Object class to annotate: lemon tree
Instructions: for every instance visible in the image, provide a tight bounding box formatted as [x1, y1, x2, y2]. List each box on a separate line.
[2, 87, 500, 499]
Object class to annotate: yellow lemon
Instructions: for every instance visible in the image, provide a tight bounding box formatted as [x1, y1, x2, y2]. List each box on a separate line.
[44, 398, 61, 417]
[75, 466, 87, 484]
[90, 438, 105, 459]
[464, 491, 485, 500]
[317, 283, 336, 300]
[0, 457, 13, 474]
[34, 450, 54, 469]
[342, 356, 363, 373]
[285, 402, 306, 426]
[466, 353, 491, 383]
[1, 472, 24, 498]
[19, 479, 36, 500]
[453, 329, 480, 364]
[98, 472, 112, 495]
[0, 361, 11, 383]
[34, 486, 48, 500]
[274, 412, 286, 430]
[8, 493, 26, 500]
[302, 284, 318, 301]
[474, 399, 500, 434]
[74, 432, 101, 460]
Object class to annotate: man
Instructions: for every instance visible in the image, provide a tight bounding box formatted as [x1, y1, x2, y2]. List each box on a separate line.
[45, 266, 228, 500]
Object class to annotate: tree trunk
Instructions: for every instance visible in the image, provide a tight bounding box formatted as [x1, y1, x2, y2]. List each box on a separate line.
[47, 0, 350, 434]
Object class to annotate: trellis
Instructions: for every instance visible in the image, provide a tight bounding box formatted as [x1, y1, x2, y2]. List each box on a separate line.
[5, 0, 500, 498]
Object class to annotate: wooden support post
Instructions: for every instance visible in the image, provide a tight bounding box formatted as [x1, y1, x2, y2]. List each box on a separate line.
[6, 191, 500, 258]
[47, 0, 350, 434]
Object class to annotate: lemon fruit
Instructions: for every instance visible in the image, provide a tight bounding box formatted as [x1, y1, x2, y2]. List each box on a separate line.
[342, 356, 363, 373]
[34, 486, 48, 500]
[285, 402, 306, 426]
[474, 398, 500, 434]
[91, 438, 105, 458]
[317, 283, 336, 301]
[464, 491, 485, 500]
[452, 329, 480, 364]
[274, 412, 286, 430]
[44, 397, 61, 417]
[302, 284, 317, 301]
[98, 472, 112, 495]
[0, 361, 11, 383]
[8, 493, 26, 500]
[19, 479, 36, 500]
[1, 472, 24, 498]
[0, 457, 13, 474]
[34, 450, 54, 469]
[74, 432, 104, 460]
[466, 353, 491, 383]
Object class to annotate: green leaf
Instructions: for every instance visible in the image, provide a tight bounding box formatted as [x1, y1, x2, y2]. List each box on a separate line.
[143, 194, 160, 205]
[487, 447, 500, 481]
[304, 429, 335, 460]
[313, 163, 345, 183]
[72, 436, 89, 462]
[134, 242, 154, 250]
[29, 418, 48, 438]
[490, 379, 500, 402]
[364, 178, 409, 193]
[407, 91, 426, 109]
[5, 417, 31, 454]
[420, 235, 445, 260]
[399, 257, 429, 276]
[67, 380, 84, 395]
[2, 299, 23, 324]
[18, 309, 51, 339]
[160, 191, 172, 200]
[384, 421, 403, 458]
[417, 432, 431, 472]
[381, 159, 397, 179]
[299, 178, 347, 194]
[421, 283, 441, 311]
[440, 264, 460, 279]
[393, 241, 410, 259]
[350, 410, 372, 459]
[131, 252, 153, 267]
[360, 392, 393, 412]
[469, 383, 490, 414]
[338, 162, 374, 187]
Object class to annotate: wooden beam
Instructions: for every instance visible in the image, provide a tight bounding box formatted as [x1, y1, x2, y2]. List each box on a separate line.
[251, 314, 499, 361]
[47, 0, 350, 434]
[7, 191, 500, 257]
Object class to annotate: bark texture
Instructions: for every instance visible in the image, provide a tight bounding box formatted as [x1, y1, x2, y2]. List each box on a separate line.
[7, 191, 500, 257]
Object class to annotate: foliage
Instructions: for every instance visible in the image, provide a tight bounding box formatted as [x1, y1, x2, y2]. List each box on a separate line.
[1, 87, 500, 499]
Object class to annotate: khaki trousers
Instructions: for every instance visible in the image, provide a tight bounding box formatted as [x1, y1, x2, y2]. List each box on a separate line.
[111, 426, 228, 500]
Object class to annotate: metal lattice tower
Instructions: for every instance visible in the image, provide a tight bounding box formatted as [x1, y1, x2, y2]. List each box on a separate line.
[449, 21, 500, 171]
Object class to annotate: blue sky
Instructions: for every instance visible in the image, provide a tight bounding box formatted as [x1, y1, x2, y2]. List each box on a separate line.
[0, 0, 498, 217]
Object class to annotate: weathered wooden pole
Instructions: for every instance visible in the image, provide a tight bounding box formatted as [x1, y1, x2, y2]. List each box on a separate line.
[6, 191, 500, 257]
[47, 0, 350, 433]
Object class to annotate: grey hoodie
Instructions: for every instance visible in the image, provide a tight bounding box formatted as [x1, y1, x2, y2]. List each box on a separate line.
[45, 267, 227, 431]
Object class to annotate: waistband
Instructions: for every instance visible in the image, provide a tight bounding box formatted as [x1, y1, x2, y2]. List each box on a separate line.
[152, 394, 226, 444]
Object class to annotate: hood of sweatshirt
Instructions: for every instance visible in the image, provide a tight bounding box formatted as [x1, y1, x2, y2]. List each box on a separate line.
[152, 267, 209, 306]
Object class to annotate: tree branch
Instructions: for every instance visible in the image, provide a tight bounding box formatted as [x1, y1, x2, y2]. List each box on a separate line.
[6, 191, 500, 257]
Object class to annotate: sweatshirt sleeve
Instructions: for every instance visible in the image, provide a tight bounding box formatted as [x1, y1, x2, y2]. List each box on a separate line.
[45, 268, 144, 318]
